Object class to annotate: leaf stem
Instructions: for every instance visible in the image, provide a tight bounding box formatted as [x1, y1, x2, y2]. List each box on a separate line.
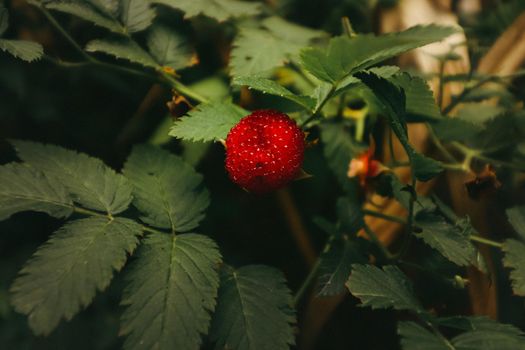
[293, 258, 321, 307]
[470, 235, 503, 248]
[362, 223, 394, 259]
[73, 206, 109, 218]
[300, 84, 336, 127]
[35, 4, 95, 62]
[363, 209, 407, 225]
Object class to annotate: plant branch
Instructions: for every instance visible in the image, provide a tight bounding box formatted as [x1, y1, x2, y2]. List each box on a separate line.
[293, 258, 321, 307]
[470, 235, 503, 248]
[363, 209, 407, 225]
[362, 223, 394, 259]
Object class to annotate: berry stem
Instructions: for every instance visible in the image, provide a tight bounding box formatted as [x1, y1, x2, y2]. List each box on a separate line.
[293, 258, 321, 307]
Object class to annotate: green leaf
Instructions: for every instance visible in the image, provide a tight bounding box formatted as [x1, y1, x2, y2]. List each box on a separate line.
[123, 144, 209, 232]
[46, 1, 124, 33]
[151, 0, 261, 22]
[398, 322, 451, 350]
[147, 24, 194, 70]
[415, 211, 477, 266]
[320, 121, 367, 184]
[170, 101, 247, 142]
[355, 71, 443, 181]
[85, 37, 157, 68]
[232, 76, 315, 110]
[336, 196, 365, 234]
[452, 328, 525, 350]
[506, 206, 525, 240]
[346, 264, 423, 312]
[88, 0, 119, 17]
[438, 316, 524, 333]
[209, 265, 296, 350]
[301, 25, 458, 83]
[455, 103, 505, 126]
[432, 118, 482, 143]
[12, 140, 133, 215]
[0, 163, 73, 220]
[10, 217, 142, 336]
[0, 39, 43, 62]
[120, 233, 221, 350]
[502, 239, 525, 296]
[120, 0, 155, 33]
[389, 72, 442, 122]
[318, 237, 366, 296]
[230, 18, 324, 77]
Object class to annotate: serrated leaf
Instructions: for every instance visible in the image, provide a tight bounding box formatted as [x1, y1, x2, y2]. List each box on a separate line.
[0, 163, 73, 220]
[452, 329, 525, 350]
[230, 19, 324, 77]
[355, 71, 443, 181]
[88, 0, 119, 17]
[123, 144, 209, 232]
[346, 264, 423, 312]
[506, 206, 525, 241]
[210, 265, 296, 350]
[320, 121, 368, 184]
[398, 321, 451, 350]
[46, 1, 124, 33]
[455, 103, 505, 126]
[170, 101, 247, 142]
[86, 37, 157, 68]
[336, 196, 364, 234]
[301, 25, 458, 83]
[0, 39, 43, 62]
[415, 211, 477, 266]
[502, 239, 525, 296]
[152, 0, 261, 22]
[147, 24, 194, 70]
[432, 118, 482, 142]
[390, 72, 442, 122]
[120, 233, 221, 350]
[438, 316, 525, 334]
[233, 76, 315, 110]
[10, 217, 142, 336]
[120, 0, 155, 33]
[12, 140, 133, 215]
[318, 237, 366, 296]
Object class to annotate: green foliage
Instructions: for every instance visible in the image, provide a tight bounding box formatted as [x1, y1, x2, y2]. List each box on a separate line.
[120, 0, 155, 33]
[210, 265, 296, 350]
[502, 239, 525, 296]
[300, 25, 458, 83]
[147, 24, 194, 70]
[12, 140, 133, 215]
[120, 233, 221, 350]
[356, 71, 443, 181]
[398, 322, 450, 350]
[10, 217, 143, 335]
[152, 0, 262, 22]
[46, 1, 124, 33]
[170, 101, 248, 142]
[318, 237, 366, 296]
[389, 72, 442, 122]
[0, 163, 73, 220]
[346, 264, 423, 313]
[85, 36, 157, 67]
[230, 17, 325, 77]
[507, 206, 525, 240]
[232, 75, 316, 110]
[414, 211, 477, 267]
[123, 144, 209, 232]
[0, 39, 44, 62]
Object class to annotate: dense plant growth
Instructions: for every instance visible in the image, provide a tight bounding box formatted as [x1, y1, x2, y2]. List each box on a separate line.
[1, 0, 525, 349]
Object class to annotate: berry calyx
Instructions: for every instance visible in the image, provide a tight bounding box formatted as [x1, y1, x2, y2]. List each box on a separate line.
[225, 109, 305, 194]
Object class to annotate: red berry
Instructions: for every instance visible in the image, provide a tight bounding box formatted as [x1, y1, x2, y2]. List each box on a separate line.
[225, 109, 305, 194]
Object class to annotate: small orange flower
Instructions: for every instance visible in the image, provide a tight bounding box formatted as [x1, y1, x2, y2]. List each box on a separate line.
[347, 140, 386, 186]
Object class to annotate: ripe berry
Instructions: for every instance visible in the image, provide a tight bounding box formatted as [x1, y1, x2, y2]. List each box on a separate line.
[225, 109, 305, 194]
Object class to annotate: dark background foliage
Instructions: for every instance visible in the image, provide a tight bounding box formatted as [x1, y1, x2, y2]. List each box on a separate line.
[1, 0, 525, 349]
